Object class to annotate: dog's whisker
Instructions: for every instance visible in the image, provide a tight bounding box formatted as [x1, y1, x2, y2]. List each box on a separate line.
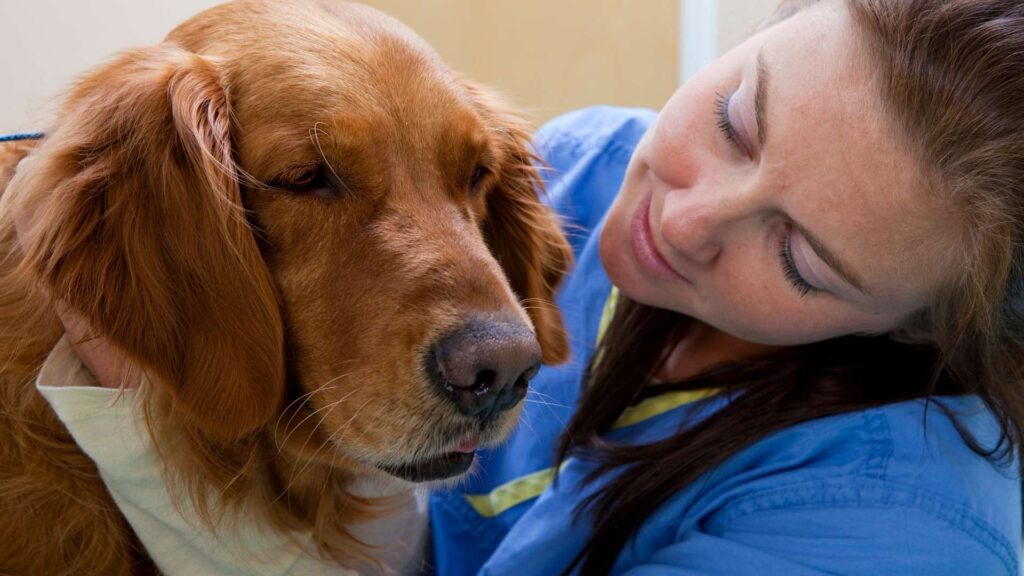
[323, 397, 375, 448]
[280, 389, 360, 453]
[278, 387, 361, 453]
[518, 408, 543, 444]
[309, 122, 356, 197]
[277, 379, 349, 434]
[278, 366, 359, 433]
[525, 389, 571, 425]
[520, 303, 561, 311]
[519, 301, 559, 312]
[294, 393, 367, 463]
[277, 364, 359, 428]
[284, 396, 375, 493]
[276, 383, 349, 452]
[525, 388, 562, 403]
[517, 298, 560, 313]
[523, 398, 571, 410]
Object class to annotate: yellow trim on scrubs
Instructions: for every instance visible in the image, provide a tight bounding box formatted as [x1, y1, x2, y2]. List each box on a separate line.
[596, 286, 619, 343]
[611, 388, 717, 429]
[464, 462, 568, 518]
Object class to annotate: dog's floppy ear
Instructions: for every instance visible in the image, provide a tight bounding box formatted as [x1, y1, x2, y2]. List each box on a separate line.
[465, 82, 573, 365]
[12, 45, 285, 440]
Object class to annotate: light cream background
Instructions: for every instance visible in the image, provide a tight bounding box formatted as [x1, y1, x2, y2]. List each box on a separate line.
[0, 1, 775, 132]
[720, 0, 777, 53]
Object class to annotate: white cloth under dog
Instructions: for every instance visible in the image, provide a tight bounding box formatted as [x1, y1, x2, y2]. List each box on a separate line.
[35, 336, 427, 576]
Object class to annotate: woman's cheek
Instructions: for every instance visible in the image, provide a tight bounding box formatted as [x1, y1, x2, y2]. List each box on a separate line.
[647, 92, 717, 187]
[703, 270, 827, 345]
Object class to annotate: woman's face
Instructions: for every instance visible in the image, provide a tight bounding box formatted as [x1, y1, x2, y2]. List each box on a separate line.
[600, 0, 957, 346]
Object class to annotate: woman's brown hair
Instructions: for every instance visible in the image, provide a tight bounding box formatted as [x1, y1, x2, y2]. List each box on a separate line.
[556, 0, 1024, 573]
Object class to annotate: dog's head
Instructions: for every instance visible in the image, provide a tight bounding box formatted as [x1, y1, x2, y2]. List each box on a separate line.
[9, 0, 570, 483]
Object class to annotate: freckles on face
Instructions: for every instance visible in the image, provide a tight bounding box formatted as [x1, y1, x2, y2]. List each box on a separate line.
[601, 0, 957, 346]
[694, 253, 902, 345]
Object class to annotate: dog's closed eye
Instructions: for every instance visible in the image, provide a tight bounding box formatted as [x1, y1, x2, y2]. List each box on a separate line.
[272, 162, 343, 200]
[468, 163, 494, 193]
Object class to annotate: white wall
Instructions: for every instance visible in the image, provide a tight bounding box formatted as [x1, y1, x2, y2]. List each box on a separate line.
[680, 0, 775, 82]
[0, 0, 221, 132]
[718, 0, 776, 53]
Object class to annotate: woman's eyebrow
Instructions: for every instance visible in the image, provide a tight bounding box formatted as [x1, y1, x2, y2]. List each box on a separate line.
[755, 49, 769, 149]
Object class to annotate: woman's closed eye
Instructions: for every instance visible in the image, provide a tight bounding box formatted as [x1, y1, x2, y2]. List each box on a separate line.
[777, 225, 820, 298]
[714, 88, 758, 159]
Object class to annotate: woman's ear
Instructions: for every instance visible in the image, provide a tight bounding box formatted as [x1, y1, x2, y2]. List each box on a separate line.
[10, 44, 285, 440]
[465, 81, 573, 365]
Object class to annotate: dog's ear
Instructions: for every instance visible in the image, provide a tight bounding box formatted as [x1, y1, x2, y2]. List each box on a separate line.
[465, 82, 573, 365]
[12, 45, 285, 440]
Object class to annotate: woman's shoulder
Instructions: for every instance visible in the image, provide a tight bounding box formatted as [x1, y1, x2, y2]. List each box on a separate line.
[875, 396, 1019, 544]
[685, 395, 1020, 575]
[801, 397, 1016, 523]
[534, 105, 656, 162]
[533, 106, 656, 245]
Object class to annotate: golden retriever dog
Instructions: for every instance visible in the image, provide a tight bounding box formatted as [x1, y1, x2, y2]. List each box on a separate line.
[0, 1, 571, 574]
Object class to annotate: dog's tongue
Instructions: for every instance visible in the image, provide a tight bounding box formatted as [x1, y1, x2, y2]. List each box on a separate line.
[455, 435, 479, 453]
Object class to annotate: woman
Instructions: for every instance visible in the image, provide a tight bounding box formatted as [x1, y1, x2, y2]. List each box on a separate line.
[430, 0, 1022, 574]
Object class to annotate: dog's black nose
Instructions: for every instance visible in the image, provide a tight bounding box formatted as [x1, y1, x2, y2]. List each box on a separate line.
[428, 314, 541, 420]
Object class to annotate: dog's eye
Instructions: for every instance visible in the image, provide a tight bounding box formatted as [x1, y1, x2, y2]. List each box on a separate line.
[272, 162, 336, 198]
[469, 164, 493, 192]
[288, 164, 323, 188]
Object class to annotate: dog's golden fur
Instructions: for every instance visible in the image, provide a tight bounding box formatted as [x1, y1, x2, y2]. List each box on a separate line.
[0, 1, 571, 574]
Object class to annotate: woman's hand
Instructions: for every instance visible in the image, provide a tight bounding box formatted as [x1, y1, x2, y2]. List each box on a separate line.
[12, 155, 133, 389]
[51, 302, 133, 389]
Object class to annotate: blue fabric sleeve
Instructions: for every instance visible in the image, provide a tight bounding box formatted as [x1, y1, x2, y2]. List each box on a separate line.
[622, 500, 1014, 576]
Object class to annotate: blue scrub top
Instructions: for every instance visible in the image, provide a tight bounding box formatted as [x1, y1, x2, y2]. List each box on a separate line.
[428, 106, 1022, 575]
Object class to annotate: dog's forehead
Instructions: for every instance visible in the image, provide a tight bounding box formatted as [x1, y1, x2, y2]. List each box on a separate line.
[231, 97, 489, 187]
[167, 0, 488, 175]
[169, 0, 471, 106]
[168, 0, 438, 67]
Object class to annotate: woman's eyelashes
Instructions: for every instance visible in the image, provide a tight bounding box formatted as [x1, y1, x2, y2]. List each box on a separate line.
[777, 227, 819, 297]
[714, 89, 757, 160]
[714, 91, 744, 152]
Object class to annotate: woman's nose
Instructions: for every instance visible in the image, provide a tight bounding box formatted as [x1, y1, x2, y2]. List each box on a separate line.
[659, 183, 753, 265]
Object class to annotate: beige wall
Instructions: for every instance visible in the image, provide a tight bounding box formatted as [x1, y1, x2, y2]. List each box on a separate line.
[0, 1, 777, 132]
[361, 1, 678, 123]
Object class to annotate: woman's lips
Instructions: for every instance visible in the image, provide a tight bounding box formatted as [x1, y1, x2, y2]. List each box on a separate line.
[630, 192, 689, 283]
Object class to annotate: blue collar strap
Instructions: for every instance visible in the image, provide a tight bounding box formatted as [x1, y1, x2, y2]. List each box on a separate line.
[0, 132, 45, 143]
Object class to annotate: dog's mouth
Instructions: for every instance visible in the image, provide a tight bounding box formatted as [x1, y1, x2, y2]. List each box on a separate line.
[377, 435, 479, 482]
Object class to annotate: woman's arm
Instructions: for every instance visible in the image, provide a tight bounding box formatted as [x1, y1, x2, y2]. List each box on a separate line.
[623, 489, 1015, 576]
